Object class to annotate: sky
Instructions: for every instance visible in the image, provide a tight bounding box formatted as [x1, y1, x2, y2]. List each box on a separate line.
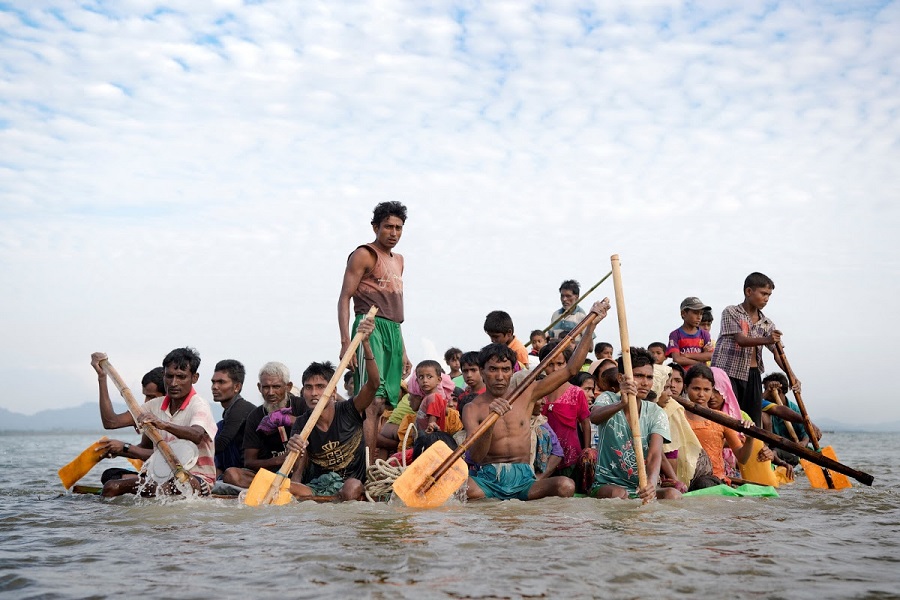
[1, 1, 898, 425]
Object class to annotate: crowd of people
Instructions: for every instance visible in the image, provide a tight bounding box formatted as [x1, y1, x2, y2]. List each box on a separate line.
[86, 202, 819, 503]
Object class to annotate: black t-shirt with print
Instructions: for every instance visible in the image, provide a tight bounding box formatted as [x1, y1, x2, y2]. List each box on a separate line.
[291, 399, 366, 483]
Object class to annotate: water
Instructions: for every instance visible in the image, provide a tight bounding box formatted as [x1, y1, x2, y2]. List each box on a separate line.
[1, 431, 898, 599]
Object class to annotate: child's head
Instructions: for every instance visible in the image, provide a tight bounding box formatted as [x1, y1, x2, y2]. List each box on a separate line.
[667, 363, 685, 397]
[743, 272, 775, 310]
[538, 340, 572, 376]
[415, 360, 443, 394]
[680, 297, 711, 330]
[459, 351, 483, 390]
[596, 363, 620, 393]
[343, 370, 354, 396]
[594, 342, 613, 360]
[648, 342, 667, 365]
[484, 310, 515, 345]
[570, 371, 596, 401]
[762, 372, 790, 398]
[616, 347, 655, 400]
[684, 364, 715, 406]
[700, 309, 714, 332]
[530, 329, 547, 353]
[559, 279, 580, 309]
[443, 347, 462, 372]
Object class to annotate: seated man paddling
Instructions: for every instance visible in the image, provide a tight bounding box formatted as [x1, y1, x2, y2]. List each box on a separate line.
[462, 299, 610, 502]
[222, 362, 308, 489]
[92, 348, 218, 497]
[286, 316, 379, 501]
[590, 347, 679, 501]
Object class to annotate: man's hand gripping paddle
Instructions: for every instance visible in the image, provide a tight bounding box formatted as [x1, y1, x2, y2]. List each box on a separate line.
[393, 301, 608, 508]
[243, 306, 378, 506]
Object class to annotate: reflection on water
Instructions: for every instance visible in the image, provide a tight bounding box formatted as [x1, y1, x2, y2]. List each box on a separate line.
[0, 432, 898, 599]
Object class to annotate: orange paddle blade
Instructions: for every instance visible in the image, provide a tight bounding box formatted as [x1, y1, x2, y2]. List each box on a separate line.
[243, 468, 294, 506]
[392, 441, 469, 508]
[58, 437, 108, 489]
[800, 446, 852, 490]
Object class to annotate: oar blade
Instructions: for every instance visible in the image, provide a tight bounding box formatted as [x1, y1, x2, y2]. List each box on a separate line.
[58, 437, 108, 489]
[243, 468, 293, 506]
[393, 441, 468, 508]
[800, 446, 852, 490]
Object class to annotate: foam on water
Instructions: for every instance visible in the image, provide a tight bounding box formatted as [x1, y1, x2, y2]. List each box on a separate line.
[1, 431, 898, 599]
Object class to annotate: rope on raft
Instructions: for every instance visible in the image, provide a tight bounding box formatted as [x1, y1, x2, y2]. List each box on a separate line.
[363, 423, 417, 502]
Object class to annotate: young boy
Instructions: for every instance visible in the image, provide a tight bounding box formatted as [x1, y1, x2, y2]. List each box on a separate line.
[444, 347, 463, 387]
[484, 310, 530, 370]
[666, 297, 714, 368]
[710, 272, 789, 426]
[648, 342, 667, 365]
[414, 360, 448, 433]
[527, 330, 547, 369]
[456, 351, 485, 417]
[700, 309, 715, 362]
[594, 342, 614, 361]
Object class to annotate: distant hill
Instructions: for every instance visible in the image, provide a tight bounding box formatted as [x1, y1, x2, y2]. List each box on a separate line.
[0, 402, 896, 433]
[815, 417, 900, 433]
[0, 401, 225, 432]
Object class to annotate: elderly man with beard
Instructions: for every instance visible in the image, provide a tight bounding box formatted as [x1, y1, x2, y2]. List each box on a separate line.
[221, 361, 308, 489]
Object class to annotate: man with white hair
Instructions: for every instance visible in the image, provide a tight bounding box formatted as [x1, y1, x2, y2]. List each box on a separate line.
[221, 361, 308, 489]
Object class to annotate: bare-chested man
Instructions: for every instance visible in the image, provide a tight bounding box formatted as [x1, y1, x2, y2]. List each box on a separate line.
[462, 299, 610, 501]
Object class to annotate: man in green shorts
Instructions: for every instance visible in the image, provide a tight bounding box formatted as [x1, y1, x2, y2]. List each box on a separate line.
[462, 299, 610, 501]
[338, 201, 412, 461]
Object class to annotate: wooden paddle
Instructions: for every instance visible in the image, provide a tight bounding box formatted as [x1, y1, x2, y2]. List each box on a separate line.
[526, 271, 612, 346]
[772, 341, 849, 489]
[243, 306, 378, 506]
[100, 358, 193, 487]
[393, 304, 606, 508]
[609, 254, 650, 502]
[675, 396, 872, 486]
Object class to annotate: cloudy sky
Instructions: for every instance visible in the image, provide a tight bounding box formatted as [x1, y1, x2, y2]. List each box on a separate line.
[1, 1, 897, 425]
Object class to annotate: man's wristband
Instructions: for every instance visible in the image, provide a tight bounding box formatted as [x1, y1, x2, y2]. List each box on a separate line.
[122, 443, 131, 455]
[364, 355, 376, 360]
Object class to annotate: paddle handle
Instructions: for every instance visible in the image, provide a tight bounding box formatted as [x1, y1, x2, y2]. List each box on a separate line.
[610, 254, 649, 497]
[772, 341, 834, 488]
[261, 306, 378, 503]
[100, 359, 191, 483]
[527, 271, 612, 346]
[675, 396, 873, 486]
[427, 304, 605, 485]
[773, 342, 819, 448]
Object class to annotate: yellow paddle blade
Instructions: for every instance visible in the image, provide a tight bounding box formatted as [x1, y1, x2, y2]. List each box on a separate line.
[392, 441, 469, 508]
[243, 468, 294, 506]
[800, 446, 852, 490]
[738, 438, 780, 488]
[58, 437, 108, 489]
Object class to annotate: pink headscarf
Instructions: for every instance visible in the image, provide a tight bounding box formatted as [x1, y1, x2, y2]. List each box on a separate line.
[407, 373, 456, 400]
[711, 367, 741, 420]
[711, 366, 741, 476]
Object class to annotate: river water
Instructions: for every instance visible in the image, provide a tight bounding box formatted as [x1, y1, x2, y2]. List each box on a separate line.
[0, 431, 897, 599]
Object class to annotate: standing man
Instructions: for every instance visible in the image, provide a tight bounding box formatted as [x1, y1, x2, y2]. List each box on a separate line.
[210, 359, 256, 477]
[338, 201, 411, 461]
